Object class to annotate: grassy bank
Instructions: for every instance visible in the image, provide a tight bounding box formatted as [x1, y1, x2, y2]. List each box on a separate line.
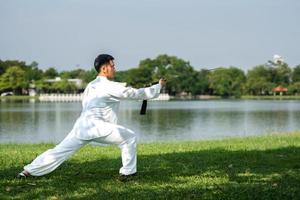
[1, 133, 300, 199]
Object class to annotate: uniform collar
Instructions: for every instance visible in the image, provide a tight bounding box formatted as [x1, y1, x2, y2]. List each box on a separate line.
[96, 76, 108, 81]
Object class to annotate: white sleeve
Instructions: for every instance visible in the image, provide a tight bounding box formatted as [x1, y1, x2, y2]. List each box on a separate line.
[108, 82, 161, 100]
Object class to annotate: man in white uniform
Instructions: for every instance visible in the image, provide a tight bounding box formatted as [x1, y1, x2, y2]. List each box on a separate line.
[18, 54, 166, 180]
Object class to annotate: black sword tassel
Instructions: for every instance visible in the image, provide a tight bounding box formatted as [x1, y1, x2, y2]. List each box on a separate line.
[140, 99, 147, 115]
[140, 82, 153, 115]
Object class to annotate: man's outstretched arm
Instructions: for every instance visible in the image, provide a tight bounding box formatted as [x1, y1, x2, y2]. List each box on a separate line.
[108, 78, 166, 100]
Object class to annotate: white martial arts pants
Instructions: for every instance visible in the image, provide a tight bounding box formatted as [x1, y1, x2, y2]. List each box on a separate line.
[24, 125, 137, 176]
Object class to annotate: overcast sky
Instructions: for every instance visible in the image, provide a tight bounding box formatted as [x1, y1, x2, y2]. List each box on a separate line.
[0, 0, 299, 71]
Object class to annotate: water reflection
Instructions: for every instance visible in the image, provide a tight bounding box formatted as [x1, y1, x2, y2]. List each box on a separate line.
[0, 102, 81, 143]
[1, 100, 300, 143]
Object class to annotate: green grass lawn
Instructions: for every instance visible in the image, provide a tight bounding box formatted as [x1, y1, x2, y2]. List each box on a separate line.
[1, 133, 300, 199]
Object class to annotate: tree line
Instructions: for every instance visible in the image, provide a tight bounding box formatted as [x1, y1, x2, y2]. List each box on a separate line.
[1, 55, 300, 97]
[0, 60, 96, 95]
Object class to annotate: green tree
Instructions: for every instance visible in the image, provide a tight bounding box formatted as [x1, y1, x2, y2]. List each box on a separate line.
[292, 65, 300, 83]
[25, 61, 43, 81]
[114, 70, 128, 83]
[123, 67, 153, 88]
[138, 54, 197, 95]
[52, 80, 77, 93]
[272, 62, 292, 85]
[165, 61, 196, 95]
[287, 82, 300, 95]
[82, 69, 97, 84]
[115, 54, 210, 95]
[190, 70, 210, 95]
[0, 60, 27, 76]
[209, 67, 246, 97]
[0, 60, 7, 75]
[0, 66, 28, 94]
[60, 69, 86, 79]
[44, 67, 58, 79]
[35, 79, 51, 93]
[245, 65, 274, 95]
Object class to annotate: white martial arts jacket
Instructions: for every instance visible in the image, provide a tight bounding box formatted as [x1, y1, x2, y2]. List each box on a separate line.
[73, 76, 161, 140]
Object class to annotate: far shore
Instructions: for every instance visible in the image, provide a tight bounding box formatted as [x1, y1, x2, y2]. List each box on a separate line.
[2, 94, 300, 101]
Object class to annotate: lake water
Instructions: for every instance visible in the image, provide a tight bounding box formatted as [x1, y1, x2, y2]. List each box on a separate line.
[1, 100, 300, 143]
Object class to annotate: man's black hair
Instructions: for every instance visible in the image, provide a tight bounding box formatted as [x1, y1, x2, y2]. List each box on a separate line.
[94, 54, 114, 73]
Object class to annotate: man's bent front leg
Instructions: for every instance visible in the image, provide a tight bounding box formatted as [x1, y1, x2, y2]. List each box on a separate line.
[93, 125, 137, 175]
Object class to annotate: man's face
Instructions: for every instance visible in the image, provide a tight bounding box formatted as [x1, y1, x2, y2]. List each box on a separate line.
[102, 60, 116, 78]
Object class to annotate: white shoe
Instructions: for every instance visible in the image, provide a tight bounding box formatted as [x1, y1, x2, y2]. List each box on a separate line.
[17, 171, 30, 179]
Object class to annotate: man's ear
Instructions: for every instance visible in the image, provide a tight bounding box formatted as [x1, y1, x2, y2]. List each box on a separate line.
[100, 65, 106, 73]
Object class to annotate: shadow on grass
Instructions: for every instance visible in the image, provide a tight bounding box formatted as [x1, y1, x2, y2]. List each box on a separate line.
[1, 146, 300, 199]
